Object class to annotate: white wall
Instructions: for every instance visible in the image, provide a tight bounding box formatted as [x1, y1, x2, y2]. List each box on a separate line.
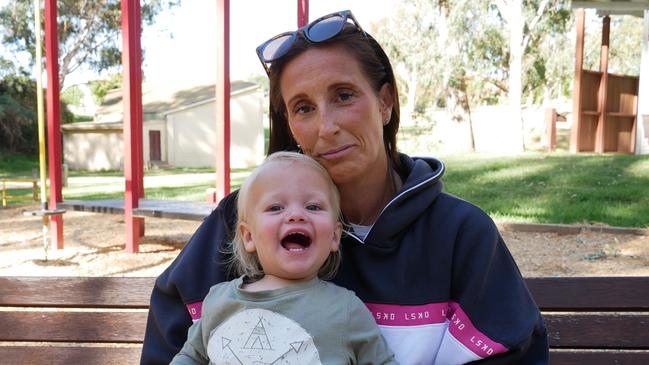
[414, 105, 558, 154]
[63, 131, 124, 171]
[167, 89, 265, 168]
[231, 88, 265, 167]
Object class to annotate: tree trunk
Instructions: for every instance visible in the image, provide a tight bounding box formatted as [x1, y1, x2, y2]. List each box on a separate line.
[402, 64, 418, 126]
[508, 0, 526, 152]
[447, 81, 476, 152]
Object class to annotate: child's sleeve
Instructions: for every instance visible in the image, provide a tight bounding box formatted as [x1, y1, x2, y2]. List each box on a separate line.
[169, 319, 209, 365]
[346, 294, 399, 365]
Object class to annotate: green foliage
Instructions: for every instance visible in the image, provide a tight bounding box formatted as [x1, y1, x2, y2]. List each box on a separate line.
[61, 85, 83, 106]
[0, 0, 179, 88]
[0, 75, 37, 153]
[71, 114, 94, 123]
[372, 0, 640, 111]
[520, 0, 574, 102]
[88, 73, 121, 104]
[1, 73, 75, 152]
[583, 15, 643, 76]
[0, 151, 38, 178]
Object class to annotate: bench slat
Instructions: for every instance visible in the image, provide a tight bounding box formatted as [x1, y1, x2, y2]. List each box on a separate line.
[0, 311, 147, 343]
[525, 277, 649, 310]
[0, 346, 142, 365]
[550, 349, 649, 365]
[544, 313, 649, 348]
[0, 277, 155, 308]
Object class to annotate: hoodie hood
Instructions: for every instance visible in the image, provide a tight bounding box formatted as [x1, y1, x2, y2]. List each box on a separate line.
[345, 154, 445, 249]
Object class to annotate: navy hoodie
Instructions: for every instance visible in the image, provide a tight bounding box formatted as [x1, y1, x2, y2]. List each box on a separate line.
[140, 154, 548, 364]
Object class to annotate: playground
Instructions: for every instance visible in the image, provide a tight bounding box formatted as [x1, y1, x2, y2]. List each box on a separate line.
[1, 201, 648, 277]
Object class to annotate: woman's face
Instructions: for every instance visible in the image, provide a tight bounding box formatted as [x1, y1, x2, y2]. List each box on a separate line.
[279, 45, 393, 186]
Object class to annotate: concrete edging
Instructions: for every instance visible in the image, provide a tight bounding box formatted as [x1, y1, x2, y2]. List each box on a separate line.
[498, 222, 649, 236]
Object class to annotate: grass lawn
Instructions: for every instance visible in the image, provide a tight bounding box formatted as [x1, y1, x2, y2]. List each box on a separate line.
[2, 151, 648, 227]
[441, 152, 649, 228]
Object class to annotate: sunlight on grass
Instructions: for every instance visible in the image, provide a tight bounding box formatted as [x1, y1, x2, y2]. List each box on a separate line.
[476, 163, 551, 183]
[626, 158, 649, 177]
[3, 150, 648, 227]
[441, 152, 649, 227]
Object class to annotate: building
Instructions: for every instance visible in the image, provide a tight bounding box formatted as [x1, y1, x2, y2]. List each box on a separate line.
[62, 81, 265, 170]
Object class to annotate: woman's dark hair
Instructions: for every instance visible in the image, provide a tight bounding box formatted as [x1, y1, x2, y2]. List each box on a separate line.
[266, 24, 403, 174]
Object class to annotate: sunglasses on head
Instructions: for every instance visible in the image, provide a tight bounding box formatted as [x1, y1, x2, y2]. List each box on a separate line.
[256, 10, 365, 75]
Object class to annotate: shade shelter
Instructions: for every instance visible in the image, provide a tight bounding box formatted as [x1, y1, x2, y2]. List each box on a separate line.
[570, 1, 649, 154]
[42, 0, 311, 252]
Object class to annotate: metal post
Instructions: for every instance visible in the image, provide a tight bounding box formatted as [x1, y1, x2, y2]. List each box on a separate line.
[215, 0, 230, 202]
[121, 0, 144, 253]
[33, 0, 50, 258]
[45, 0, 64, 249]
[298, 0, 309, 27]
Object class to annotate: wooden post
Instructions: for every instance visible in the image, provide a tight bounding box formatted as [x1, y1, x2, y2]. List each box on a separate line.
[121, 0, 144, 253]
[215, 0, 231, 203]
[546, 108, 557, 151]
[595, 16, 610, 153]
[45, 0, 64, 249]
[637, 10, 649, 154]
[570, 9, 586, 153]
[298, 0, 309, 27]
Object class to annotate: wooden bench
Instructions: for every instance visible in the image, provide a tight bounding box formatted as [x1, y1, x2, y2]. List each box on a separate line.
[0, 276, 647, 364]
[0, 277, 154, 365]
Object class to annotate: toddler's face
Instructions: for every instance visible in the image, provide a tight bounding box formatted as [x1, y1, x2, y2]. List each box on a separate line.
[239, 161, 341, 283]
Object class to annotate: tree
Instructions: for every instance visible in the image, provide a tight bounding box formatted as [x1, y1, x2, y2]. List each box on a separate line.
[493, 0, 571, 151]
[583, 15, 643, 76]
[373, 0, 507, 151]
[371, 0, 443, 124]
[0, 74, 37, 153]
[374, 1, 642, 153]
[0, 0, 179, 89]
[0, 74, 73, 152]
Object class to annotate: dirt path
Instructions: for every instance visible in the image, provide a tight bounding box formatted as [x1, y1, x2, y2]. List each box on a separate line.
[1, 203, 648, 277]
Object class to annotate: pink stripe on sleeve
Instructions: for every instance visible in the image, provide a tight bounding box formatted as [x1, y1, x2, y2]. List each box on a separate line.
[186, 301, 203, 321]
[364, 302, 448, 326]
[447, 301, 508, 358]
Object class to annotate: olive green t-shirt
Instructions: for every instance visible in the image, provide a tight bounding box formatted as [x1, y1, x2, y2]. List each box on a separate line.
[171, 276, 397, 365]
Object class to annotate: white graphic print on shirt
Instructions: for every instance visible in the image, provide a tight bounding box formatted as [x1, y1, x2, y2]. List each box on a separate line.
[206, 308, 322, 364]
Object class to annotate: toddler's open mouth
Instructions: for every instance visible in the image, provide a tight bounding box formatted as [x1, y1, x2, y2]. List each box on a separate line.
[281, 232, 312, 252]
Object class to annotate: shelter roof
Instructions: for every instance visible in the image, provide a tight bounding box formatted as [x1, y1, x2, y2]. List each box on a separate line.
[571, 0, 649, 17]
[95, 80, 258, 119]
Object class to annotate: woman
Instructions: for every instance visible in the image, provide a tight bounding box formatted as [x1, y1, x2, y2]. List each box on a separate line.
[141, 10, 548, 365]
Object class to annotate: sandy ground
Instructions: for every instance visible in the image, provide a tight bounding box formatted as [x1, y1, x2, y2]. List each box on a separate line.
[1, 203, 648, 277]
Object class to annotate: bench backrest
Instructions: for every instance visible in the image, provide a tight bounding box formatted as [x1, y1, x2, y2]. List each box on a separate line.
[527, 277, 649, 365]
[1, 276, 648, 364]
[0, 277, 154, 365]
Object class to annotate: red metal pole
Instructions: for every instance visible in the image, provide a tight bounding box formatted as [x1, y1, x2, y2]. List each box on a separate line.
[134, 2, 145, 237]
[121, 0, 144, 252]
[215, 0, 230, 202]
[45, 0, 64, 249]
[298, 0, 309, 27]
